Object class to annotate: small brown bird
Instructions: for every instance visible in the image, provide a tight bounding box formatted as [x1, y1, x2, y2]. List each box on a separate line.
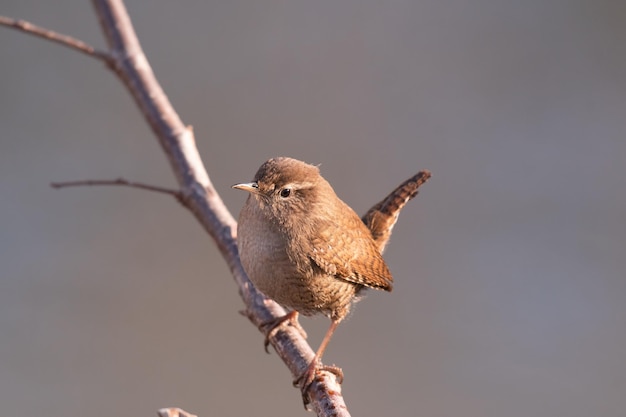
[233, 157, 430, 401]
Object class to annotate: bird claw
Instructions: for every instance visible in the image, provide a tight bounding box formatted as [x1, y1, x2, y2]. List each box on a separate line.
[259, 311, 307, 353]
[294, 361, 344, 407]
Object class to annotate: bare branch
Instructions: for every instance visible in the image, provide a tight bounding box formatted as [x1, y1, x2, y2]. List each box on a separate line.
[0, 15, 111, 62]
[90, 0, 350, 414]
[50, 178, 183, 201]
[5, 1, 429, 415]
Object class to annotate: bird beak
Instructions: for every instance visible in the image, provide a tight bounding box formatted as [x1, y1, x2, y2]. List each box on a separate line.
[232, 182, 259, 194]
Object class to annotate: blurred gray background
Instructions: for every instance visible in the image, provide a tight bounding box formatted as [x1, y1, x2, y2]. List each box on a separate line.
[1, 1, 625, 416]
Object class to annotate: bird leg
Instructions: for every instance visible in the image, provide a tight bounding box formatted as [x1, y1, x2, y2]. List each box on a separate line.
[294, 319, 344, 405]
[259, 310, 307, 353]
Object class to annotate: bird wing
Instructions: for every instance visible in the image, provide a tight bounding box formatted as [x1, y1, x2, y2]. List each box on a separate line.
[308, 208, 393, 292]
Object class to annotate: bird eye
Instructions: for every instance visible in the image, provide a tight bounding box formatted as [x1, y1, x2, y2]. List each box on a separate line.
[280, 188, 291, 198]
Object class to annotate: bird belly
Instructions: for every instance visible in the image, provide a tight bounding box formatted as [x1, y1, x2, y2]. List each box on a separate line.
[237, 198, 358, 320]
[276, 272, 357, 320]
[238, 219, 356, 319]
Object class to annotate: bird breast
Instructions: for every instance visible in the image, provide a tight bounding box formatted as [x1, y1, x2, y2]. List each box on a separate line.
[237, 196, 357, 319]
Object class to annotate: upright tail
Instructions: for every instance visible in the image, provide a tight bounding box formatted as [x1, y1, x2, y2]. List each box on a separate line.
[362, 170, 431, 253]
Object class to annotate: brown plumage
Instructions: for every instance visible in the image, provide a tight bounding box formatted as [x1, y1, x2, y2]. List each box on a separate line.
[233, 157, 430, 404]
[363, 170, 432, 252]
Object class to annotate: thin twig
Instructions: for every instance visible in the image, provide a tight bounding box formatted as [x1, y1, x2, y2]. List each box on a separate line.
[50, 178, 183, 201]
[0, 16, 111, 62]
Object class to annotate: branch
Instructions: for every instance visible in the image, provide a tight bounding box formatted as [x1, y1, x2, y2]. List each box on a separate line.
[88, 0, 349, 414]
[0, 16, 110, 62]
[50, 178, 183, 201]
[2, 3, 333, 413]
[4, 2, 430, 415]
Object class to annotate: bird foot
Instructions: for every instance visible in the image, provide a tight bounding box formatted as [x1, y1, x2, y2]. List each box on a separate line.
[294, 360, 344, 406]
[259, 310, 307, 353]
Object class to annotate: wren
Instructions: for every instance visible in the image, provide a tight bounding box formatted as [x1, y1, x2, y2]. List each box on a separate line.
[233, 157, 430, 403]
